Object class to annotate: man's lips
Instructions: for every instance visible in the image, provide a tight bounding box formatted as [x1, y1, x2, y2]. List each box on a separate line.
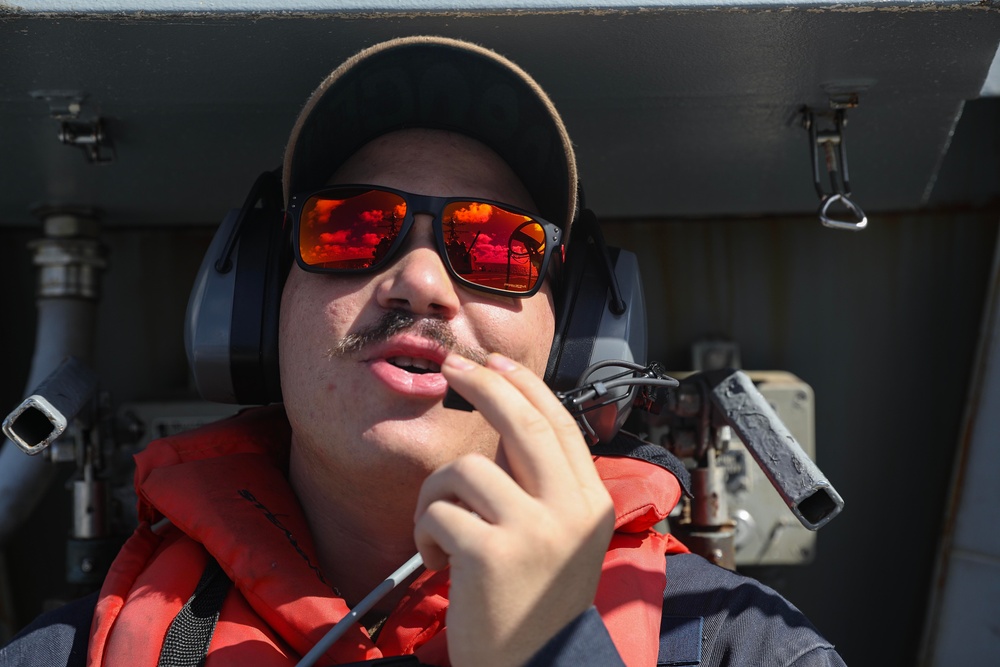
[362, 336, 451, 397]
[363, 335, 450, 367]
[383, 355, 441, 374]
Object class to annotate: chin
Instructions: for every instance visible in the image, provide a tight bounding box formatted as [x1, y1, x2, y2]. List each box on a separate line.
[363, 411, 498, 470]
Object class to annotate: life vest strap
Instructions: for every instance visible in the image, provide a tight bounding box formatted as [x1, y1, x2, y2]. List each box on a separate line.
[157, 557, 232, 667]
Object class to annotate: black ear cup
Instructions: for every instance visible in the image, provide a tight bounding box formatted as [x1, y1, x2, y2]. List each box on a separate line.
[185, 171, 287, 405]
[544, 208, 648, 444]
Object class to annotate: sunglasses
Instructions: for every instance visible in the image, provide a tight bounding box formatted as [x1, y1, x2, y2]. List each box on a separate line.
[288, 185, 563, 297]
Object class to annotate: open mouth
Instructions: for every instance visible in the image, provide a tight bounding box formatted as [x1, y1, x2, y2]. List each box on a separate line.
[387, 356, 442, 375]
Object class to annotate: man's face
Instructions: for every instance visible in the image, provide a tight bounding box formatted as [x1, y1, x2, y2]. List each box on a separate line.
[279, 128, 557, 498]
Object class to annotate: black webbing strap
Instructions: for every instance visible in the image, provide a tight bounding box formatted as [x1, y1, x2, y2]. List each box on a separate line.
[157, 556, 232, 667]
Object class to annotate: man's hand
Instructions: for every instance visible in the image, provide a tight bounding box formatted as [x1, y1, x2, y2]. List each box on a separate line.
[414, 352, 616, 667]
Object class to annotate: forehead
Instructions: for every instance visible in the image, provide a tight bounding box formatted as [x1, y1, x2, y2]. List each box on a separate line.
[328, 128, 538, 213]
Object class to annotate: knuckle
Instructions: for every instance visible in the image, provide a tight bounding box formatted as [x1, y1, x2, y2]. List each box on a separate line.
[561, 488, 614, 527]
[450, 452, 492, 478]
[423, 498, 452, 524]
[518, 411, 553, 439]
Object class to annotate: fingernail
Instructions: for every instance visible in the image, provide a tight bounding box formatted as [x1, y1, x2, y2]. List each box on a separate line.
[487, 353, 517, 372]
[444, 353, 477, 371]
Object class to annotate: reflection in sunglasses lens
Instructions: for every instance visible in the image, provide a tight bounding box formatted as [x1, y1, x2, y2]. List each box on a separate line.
[301, 190, 407, 269]
[442, 202, 542, 293]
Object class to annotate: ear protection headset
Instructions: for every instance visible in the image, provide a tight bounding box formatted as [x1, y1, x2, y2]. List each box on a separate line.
[185, 170, 287, 405]
[542, 195, 648, 444]
[185, 173, 648, 444]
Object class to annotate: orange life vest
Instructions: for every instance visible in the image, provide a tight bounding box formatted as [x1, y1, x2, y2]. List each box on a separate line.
[87, 406, 688, 666]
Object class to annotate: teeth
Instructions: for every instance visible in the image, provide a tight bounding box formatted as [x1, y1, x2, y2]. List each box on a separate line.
[387, 356, 441, 373]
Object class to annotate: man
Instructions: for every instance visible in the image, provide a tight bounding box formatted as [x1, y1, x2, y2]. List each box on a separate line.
[1, 36, 846, 666]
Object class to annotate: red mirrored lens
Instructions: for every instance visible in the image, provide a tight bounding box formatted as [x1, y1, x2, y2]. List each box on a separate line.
[441, 202, 546, 293]
[299, 189, 407, 269]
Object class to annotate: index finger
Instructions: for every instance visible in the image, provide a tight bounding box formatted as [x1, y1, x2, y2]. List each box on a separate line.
[441, 352, 598, 499]
[481, 353, 605, 489]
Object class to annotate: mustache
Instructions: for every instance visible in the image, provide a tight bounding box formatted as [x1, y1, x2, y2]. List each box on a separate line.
[328, 310, 489, 365]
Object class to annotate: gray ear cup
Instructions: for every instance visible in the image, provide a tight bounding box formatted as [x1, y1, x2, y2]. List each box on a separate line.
[185, 171, 287, 405]
[544, 208, 648, 444]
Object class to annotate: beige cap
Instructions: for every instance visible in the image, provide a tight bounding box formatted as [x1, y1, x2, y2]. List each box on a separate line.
[283, 35, 578, 235]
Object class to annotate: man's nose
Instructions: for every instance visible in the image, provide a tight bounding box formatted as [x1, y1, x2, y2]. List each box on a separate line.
[375, 215, 461, 317]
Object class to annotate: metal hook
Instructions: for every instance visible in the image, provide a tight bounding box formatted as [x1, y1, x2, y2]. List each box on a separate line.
[819, 193, 867, 231]
[805, 107, 867, 231]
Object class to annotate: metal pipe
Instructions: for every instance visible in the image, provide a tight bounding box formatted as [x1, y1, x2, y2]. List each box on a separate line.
[672, 447, 737, 569]
[3, 356, 100, 455]
[0, 211, 106, 545]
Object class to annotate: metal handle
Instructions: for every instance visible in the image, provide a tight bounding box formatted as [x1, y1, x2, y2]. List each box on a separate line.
[805, 106, 868, 232]
[819, 193, 867, 231]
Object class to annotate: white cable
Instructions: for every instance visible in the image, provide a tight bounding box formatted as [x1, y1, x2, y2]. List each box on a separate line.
[295, 552, 425, 667]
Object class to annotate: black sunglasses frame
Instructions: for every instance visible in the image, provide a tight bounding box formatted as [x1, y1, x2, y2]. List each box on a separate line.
[287, 184, 564, 298]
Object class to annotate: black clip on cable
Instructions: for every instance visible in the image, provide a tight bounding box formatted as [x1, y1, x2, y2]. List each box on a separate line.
[556, 360, 678, 442]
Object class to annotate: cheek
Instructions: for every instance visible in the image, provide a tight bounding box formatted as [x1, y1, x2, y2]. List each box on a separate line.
[279, 278, 320, 407]
[278, 271, 363, 384]
[472, 293, 555, 376]
[525, 312, 557, 375]
[280, 269, 368, 344]
[521, 288, 557, 374]
[280, 273, 325, 364]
